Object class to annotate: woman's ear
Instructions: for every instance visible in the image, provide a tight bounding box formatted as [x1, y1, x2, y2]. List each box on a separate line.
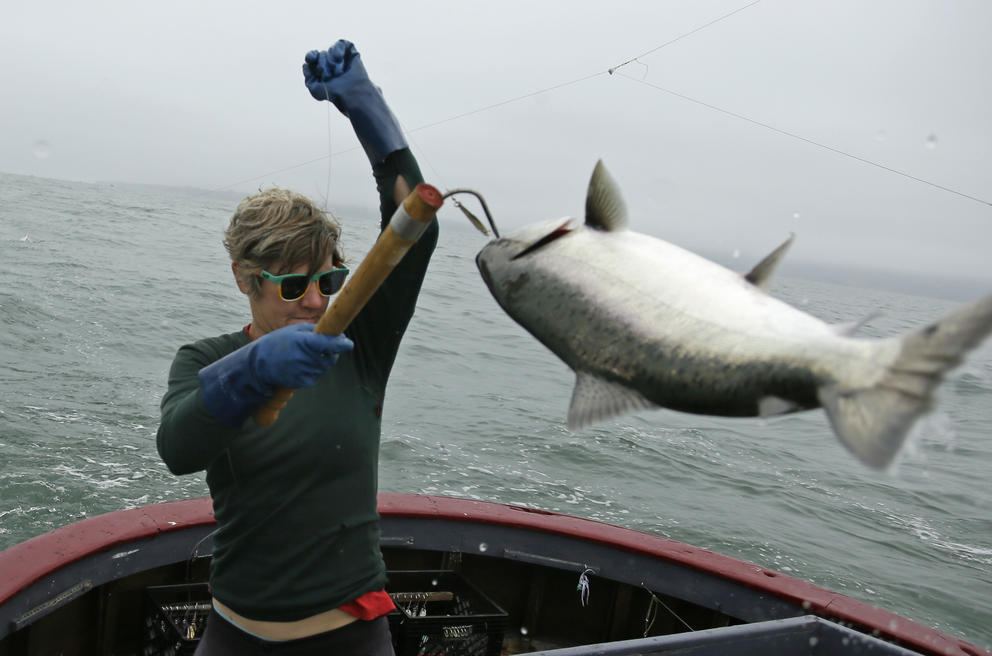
[232, 262, 251, 295]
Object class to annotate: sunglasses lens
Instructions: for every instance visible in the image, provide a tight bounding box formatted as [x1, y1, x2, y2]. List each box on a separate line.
[279, 276, 309, 301]
[318, 269, 346, 295]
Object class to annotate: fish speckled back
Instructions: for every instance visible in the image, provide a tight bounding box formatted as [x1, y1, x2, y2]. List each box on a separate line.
[0, 172, 990, 650]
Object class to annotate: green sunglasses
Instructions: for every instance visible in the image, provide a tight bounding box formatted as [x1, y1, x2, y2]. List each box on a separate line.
[259, 267, 350, 301]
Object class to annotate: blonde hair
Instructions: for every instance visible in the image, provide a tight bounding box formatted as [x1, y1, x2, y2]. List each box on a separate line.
[224, 188, 343, 297]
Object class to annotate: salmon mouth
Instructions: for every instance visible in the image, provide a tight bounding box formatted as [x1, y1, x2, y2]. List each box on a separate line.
[476, 251, 493, 289]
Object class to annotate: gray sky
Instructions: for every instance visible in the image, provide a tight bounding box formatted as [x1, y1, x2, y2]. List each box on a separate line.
[2, 0, 990, 290]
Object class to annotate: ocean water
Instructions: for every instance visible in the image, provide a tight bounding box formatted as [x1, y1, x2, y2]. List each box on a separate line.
[0, 171, 989, 649]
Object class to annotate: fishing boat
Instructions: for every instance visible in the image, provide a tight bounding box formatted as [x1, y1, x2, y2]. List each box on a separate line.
[0, 493, 986, 656]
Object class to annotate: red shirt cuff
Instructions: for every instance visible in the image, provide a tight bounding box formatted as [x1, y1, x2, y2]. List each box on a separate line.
[339, 589, 396, 620]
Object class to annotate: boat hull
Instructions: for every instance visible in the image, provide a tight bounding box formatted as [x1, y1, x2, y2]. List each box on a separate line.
[0, 495, 985, 656]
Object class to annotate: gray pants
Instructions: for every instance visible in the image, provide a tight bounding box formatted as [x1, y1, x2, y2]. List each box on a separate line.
[193, 610, 395, 656]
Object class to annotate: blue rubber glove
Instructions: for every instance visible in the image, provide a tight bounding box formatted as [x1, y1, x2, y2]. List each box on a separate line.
[198, 323, 354, 428]
[303, 39, 407, 164]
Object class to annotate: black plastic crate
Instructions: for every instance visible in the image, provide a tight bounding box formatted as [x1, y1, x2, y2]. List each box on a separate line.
[387, 570, 508, 656]
[143, 583, 211, 656]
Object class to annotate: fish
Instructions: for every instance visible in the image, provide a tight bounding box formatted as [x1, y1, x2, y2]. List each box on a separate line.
[475, 160, 992, 468]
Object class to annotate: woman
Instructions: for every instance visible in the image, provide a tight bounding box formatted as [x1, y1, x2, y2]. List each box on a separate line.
[157, 40, 437, 655]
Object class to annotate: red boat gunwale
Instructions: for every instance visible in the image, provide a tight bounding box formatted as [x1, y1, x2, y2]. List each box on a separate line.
[0, 494, 986, 656]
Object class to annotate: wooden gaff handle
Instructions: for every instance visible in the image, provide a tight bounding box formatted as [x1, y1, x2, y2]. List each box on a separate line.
[252, 183, 443, 427]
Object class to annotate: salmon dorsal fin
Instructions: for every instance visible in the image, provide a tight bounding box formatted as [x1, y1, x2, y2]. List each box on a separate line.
[567, 372, 656, 431]
[744, 234, 795, 289]
[585, 160, 628, 232]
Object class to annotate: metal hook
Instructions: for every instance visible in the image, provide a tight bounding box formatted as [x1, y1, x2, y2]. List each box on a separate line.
[442, 189, 501, 238]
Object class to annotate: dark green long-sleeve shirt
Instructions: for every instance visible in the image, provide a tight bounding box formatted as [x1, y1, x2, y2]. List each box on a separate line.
[156, 149, 437, 621]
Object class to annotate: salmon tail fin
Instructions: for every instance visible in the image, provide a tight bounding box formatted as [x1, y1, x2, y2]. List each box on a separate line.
[820, 294, 992, 469]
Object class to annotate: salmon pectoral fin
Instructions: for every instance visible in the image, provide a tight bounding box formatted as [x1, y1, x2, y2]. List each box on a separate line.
[567, 372, 658, 431]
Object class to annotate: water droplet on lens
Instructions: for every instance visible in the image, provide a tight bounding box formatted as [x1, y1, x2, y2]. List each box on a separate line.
[792, 212, 801, 219]
[431, 578, 438, 586]
[520, 626, 529, 636]
[478, 542, 488, 553]
[34, 140, 51, 159]
[809, 637, 819, 647]
[874, 130, 887, 142]
[925, 134, 938, 149]
[732, 249, 741, 259]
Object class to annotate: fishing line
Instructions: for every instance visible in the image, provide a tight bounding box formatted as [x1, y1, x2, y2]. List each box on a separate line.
[615, 72, 991, 207]
[212, 71, 607, 193]
[216, 152, 353, 191]
[213, 3, 750, 193]
[643, 588, 694, 636]
[324, 100, 334, 213]
[609, 0, 762, 75]
[185, 527, 217, 583]
[397, 115, 447, 195]
[412, 71, 609, 133]
[395, 113, 501, 238]
[215, 0, 988, 209]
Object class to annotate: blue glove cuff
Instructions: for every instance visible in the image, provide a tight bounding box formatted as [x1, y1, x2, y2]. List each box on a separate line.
[198, 344, 273, 428]
[343, 84, 408, 165]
